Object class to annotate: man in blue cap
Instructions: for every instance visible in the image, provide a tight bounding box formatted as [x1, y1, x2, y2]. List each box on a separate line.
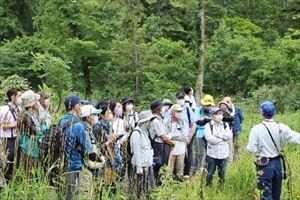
[247, 100, 300, 200]
[59, 94, 95, 200]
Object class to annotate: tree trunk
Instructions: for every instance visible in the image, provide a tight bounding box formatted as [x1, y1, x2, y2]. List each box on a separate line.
[223, 0, 228, 16]
[131, 0, 139, 96]
[82, 57, 92, 99]
[195, 0, 205, 103]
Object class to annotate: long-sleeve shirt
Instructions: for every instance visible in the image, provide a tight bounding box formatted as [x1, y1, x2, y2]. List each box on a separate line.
[130, 127, 153, 170]
[204, 121, 232, 159]
[247, 119, 300, 158]
[165, 118, 188, 155]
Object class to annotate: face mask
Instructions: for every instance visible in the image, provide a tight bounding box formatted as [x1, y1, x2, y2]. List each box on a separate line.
[16, 98, 22, 107]
[215, 114, 223, 122]
[92, 116, 98, 124]
[175, 112, 182, 119]
[126, 104, 134, 112]
[114, 107, 123, 117]
[44, 99, 50, 108]
[176, 99, 185, 106]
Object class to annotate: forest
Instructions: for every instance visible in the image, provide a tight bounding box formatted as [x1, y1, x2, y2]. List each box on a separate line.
[0, 0, 300, 199]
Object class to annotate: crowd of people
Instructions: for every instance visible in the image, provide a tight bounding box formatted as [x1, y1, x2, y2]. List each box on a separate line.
[0, 86, 299, 200]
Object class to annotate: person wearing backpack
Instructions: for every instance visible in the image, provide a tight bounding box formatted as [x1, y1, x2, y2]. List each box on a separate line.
[130, 110, 156, 199]
[0, 88, 22, 182]
[165, 104, 189, 180]
[192, 94, 214, 174]
[247, 101, 300, 200]
[149, 100, 175, 185]
[59, 94, 95, 200]
[204, 107, 232, 187]
[223, 97, 244, 160]
[175, 92, 197, 178]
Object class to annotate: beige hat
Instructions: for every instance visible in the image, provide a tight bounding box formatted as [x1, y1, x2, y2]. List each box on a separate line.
[21, 90, 40, 108]
[171, 104, 183, 112]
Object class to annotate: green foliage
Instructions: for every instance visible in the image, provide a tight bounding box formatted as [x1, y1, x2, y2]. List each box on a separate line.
[0, 74, 30, 104]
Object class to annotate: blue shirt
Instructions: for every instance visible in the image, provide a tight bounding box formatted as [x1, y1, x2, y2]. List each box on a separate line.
[59, 113, 86, 172]
[194, 106, 210, 138]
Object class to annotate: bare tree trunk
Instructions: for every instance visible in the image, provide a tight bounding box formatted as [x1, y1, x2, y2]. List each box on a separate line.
[223, 0, 228, 16]
[82, 57, 92, 99]
[195, 0, 205, 103]
[131, 0, 139, 96]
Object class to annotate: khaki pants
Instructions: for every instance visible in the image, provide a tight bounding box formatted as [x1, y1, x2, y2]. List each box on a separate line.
[168, 154, 185, 177]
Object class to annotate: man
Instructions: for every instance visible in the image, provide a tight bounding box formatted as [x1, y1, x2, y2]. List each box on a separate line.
[192, 94, 214, 174]
[165, 104, 188, 180]
[161, 99, 173, 120]
[0, 88, 21, 182]
[183, 86, 197, 112]
[60, 94, 95, 200]
[130, 110, 156, 198]
[247, 100, 300, 200]
[149, 100, 175, 184]
[175, 92, 196, 178]
[204, 107, 232, 186]
[223, 97, 243, 159]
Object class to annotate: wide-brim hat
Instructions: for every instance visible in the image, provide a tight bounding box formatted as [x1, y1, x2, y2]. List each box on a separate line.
[21, 90, 40, 108]
[138, 110, 156, 124]
[201, 94, 215, 106]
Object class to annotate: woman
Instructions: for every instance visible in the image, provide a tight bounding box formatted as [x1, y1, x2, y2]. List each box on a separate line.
[94, 100, 120, 187]
[17, 90, 41, 178]
[204, 107, 232, 186]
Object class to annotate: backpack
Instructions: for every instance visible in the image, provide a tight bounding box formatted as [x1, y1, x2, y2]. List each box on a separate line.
[202, 122, 228, 149]
[40, 120, 74, 185]
[127, 128, 141, 158]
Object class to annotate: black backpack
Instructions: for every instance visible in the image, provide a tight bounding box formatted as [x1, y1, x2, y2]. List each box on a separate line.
[127, 128, 142, 158]
[40, 120, 73, 185]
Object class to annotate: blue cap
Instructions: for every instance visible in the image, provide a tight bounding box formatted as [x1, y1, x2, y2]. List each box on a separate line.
[209, 107, 221, 115]
[260, 100, 276, 119]
[64, 94, 81, 111]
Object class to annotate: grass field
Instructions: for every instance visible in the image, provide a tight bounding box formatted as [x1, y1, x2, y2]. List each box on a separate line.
[1, 105, 299, 200]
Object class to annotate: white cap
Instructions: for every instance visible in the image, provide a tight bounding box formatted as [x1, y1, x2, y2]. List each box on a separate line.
[81, 105, 101, 118]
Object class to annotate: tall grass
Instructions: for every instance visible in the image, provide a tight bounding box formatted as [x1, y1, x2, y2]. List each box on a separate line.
[1, 106, 299, 199]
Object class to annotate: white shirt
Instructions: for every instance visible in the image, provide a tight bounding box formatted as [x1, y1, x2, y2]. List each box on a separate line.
[204, 121, 232, 159]
[0, 103, 20, 138]
[130, 127, 154, 170]
[112, 117, 128, 145]
[247, 119, 300, 158]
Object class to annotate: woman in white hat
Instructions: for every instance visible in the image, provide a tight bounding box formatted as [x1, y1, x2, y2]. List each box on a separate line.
[17, 90, 41, 178]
